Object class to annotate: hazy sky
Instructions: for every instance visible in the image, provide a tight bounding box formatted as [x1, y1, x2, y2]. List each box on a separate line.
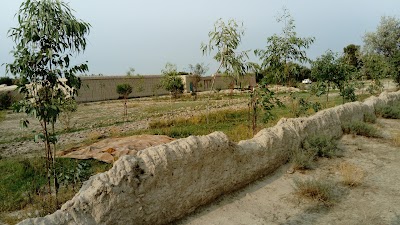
[0, 0, 399, 76]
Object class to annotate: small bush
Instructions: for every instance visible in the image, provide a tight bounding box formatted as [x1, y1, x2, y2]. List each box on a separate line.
[338, 162, 364, 187]
[376, 103, 400, 119]
[291, 148, 317, 170]
[342, 121, 380, 138]
[0, 77, 13, 86]
[0, 92, 12, 110]
[293, 178, 342, 206]
[363, 111, 377, 123]
[116, 83, 133, 98]
[302, 134, 339, 158]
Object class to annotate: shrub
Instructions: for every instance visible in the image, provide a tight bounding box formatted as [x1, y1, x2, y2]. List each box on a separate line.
[161, 63, 184, 98]
[338, 162, 364, 187]
[376, 103, 400, 119]
[342, 121, 380, 138]
[116, 83, 133, 99]
[363, 111, 377, 123]
[293, 178, 342, 206]
[302, 134, 339, 158]
[161, 74, 184, 98]
[0, 92, 12, 110]
[0, 77, 13, 86]
[291, 148, 317, 170]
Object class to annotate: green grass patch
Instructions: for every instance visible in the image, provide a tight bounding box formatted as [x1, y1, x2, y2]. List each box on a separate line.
[0, 157, 111, 213]
[136, 109, 253, 141]
[342, 120, 380, 138]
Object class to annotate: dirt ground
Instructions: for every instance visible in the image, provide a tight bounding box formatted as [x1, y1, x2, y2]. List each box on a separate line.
[175, 118, 400, 225]
[0, 96, 248, 158]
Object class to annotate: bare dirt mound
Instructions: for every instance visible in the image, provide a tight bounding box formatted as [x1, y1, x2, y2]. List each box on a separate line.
[176, 118, 400, 225]
[58, 135, 175, 163]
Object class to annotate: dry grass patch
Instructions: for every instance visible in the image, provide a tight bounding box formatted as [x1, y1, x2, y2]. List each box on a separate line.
[293, 178, 343, 207]
[338, 162, 365, 187]
[86, 130, 106, 141]
[392, 133, 400, 147]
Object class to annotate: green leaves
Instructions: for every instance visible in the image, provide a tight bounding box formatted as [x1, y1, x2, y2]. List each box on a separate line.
[256, 9, 314, 85]
[201, 18, 249, 78]
[6, 0, 90, 200]
[160, 63, 184, 98]
[116, 83, 133, 99]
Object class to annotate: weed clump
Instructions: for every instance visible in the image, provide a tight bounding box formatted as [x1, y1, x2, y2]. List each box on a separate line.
[291, 148, 317, 170]
[293, 178, 342, 206]
[291, 135, 339, 170]
[342, 121, 380, 138]
[376, 103, 400, 119]
[338, 162, 364, 187]
[363, 111, 377, 123]
[303, 134, 340, 158]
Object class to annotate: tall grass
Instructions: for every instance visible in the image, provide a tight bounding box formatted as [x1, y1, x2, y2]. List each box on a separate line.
[0, 157, 111, 213]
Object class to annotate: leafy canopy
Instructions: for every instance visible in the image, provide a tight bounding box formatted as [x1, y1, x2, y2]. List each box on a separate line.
[311, 50, 354, 102]
[201, 18, 249, 78]
[161, 63, 184, 98]
[7, 0, 91, 127]
[364, 16, 400, 87]
[364, 16, 400, 58]
[116, 83, 133, 99]
[255, 8, 314, 85]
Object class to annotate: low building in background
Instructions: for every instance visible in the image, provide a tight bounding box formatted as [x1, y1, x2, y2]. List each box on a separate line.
[76, 74, 256, 102]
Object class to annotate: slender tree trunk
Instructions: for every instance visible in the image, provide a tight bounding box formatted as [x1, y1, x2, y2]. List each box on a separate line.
[124, 99, 127, 119]
[252, 97, 257, 136]
[207, 59, 224, 124]
[326, 83, 330, 106]
[43, 119, 54, 209]
[51, 122, 58, 207]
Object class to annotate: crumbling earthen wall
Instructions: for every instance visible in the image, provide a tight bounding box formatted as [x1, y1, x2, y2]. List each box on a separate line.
[19, 91, 400, 225]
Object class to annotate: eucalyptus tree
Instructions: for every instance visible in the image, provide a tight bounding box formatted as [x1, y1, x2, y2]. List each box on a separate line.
[201, 18, 249, 91]
[116, 83, 133, 119]
[6, 0, 90, 204]
[255, 8, 314, 87]
[201, 18, 249, 123]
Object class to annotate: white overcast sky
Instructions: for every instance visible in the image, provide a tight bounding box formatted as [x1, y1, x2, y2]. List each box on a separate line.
[0, 0, 399, 76]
